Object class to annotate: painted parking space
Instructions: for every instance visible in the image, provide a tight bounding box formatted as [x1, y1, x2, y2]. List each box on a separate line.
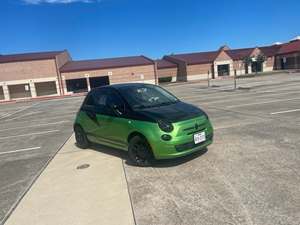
[1, 73, 300, 225]
[0, 96, 84, 224]
[124, 73, 300, 225]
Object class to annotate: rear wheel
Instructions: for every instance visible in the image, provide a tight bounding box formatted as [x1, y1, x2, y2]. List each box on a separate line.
[128, 136, 153, 167]
[74, 125, 89, 149]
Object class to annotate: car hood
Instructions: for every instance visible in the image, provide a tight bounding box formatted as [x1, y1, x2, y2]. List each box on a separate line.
[135, 101, 205, 123]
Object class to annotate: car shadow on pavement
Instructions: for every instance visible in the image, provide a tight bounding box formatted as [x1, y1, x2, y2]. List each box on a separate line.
[150, 148, 208, 168]
[87, 143, 208, 168]
[88, 143, 129, 160]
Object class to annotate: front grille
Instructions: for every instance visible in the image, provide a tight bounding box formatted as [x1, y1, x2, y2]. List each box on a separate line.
[175, 133, 213, 152]
[187, 128, 205, 135]
[182, 121, 207, 135]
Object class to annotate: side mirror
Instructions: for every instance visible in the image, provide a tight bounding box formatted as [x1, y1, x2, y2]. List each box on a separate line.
[111, 104, 124, 116]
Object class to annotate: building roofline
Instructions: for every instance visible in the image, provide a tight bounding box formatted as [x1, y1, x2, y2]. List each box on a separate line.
[60, 55, 154, 73]
[0, 50, 67, 64]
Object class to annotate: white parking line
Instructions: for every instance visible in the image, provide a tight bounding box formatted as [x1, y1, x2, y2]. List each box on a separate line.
[0, 107, 26, 112]
[0, 121, 69, 132]
[270, 108, 300, 115]
[0, 147, 41, 155]
[205, 90, 300, 105]
[0, 114, 75, 126]
[0, 112, 9, 117]
[4, 111, 42, 122]
[0, 130, 60, 140]
[180, 88, 300, 102]
[0, 103, 39, 120]
[226, 97, 300, 108]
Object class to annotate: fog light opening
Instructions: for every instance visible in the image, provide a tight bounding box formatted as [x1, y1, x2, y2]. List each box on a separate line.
[161, 134, 172, 141]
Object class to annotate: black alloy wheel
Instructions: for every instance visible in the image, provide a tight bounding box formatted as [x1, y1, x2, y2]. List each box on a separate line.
[128, 136, 153, 167]
[74, 125, 90, 149]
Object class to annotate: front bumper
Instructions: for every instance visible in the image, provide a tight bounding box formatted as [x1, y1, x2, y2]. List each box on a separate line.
[147, 116, 214, 159]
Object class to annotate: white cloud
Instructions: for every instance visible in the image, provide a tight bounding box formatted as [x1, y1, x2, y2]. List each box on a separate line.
[22, 0, 99, 4]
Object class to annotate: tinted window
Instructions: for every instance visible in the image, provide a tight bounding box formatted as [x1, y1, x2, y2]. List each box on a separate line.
[96, 93, 107, 106]
[93, 88, 125, 116]
[93, 89, 109, 107]
[84, 94, 96, 106]
[106, 91, 124, 107]
[118, 84, 179, 109]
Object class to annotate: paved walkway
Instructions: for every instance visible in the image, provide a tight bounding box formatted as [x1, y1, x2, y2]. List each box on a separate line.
[5, 135, 135, 225]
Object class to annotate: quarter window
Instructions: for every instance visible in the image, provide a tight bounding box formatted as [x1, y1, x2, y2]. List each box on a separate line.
[84, 94, 96, 106]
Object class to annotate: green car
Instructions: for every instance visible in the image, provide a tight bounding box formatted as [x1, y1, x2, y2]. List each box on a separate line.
[74, 83, 213, 166]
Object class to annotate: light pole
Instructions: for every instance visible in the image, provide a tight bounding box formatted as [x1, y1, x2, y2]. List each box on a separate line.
[207, 70, 210, 88]
[234, 69, 237, 90]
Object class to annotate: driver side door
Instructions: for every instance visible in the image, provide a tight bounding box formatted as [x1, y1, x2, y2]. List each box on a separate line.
[101, 89, 130, 150]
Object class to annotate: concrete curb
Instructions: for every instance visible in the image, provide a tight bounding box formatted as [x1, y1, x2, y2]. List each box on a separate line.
[0, 133, 73, 225]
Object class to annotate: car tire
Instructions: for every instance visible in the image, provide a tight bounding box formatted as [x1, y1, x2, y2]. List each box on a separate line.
[128, 135, 153, 167]
[74, 125, 90, 149]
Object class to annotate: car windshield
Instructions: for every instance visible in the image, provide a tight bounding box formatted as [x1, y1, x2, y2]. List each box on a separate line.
[118, 85, 179, 109]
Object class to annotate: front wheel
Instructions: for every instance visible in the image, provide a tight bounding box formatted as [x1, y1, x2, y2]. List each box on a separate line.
[74, 125, 90, 149]
[128, 136, 153, 167]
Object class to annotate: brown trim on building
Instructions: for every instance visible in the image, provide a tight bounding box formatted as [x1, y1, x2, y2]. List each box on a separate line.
[156, 59, 177, 69]
[0, 50, 65, 64]
[60, 56, 154, 73]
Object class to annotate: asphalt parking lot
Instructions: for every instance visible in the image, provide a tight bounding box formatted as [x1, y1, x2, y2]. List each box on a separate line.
[125, 73, 300, 225]
[0, 96, 84, 224]
[1, 72, 300, 225]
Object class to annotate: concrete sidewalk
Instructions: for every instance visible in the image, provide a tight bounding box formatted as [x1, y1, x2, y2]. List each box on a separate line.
[5, 135, 135, 225]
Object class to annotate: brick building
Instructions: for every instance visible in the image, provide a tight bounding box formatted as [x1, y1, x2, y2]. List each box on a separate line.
[60, 56, 156, 94]
[156, 59, 178, 83]
[159, 43, 290, 83]
[1, 37, 300, 101]
[0, 53, 156, 101]
[275, 38, 300, 70]
[0, 50, 70, 101]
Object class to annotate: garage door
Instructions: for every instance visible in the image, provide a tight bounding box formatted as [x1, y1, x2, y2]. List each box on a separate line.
[35, 81, 57, 96]
[90, 76, 110, 89]
[0, 86, 4, 100]
[66, 78, 88, 93]
[8, 84, 32, 99]
[158, 77, 172, 83]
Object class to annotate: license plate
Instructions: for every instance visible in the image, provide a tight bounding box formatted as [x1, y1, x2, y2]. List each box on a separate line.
[194, 131, 206, 144]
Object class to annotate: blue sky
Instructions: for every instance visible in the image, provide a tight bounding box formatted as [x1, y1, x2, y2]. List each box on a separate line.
[0, 0, 300, 60]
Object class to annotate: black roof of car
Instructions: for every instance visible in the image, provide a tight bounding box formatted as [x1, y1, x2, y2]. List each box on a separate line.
[110, 83, 155, 89]
[88, 83, 156, 93]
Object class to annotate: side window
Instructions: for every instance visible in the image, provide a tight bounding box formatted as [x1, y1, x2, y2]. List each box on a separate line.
[92, 88, 125, 116]
[106, 91, 124, 108]
[106, 90, 126, 116]
[95, 94, 106, 106]
[94, 90, 108, 107]
[84, 94, 96, 106]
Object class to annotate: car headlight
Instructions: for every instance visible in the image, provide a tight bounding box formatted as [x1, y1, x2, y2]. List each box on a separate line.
[157, 120, 174, 133]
